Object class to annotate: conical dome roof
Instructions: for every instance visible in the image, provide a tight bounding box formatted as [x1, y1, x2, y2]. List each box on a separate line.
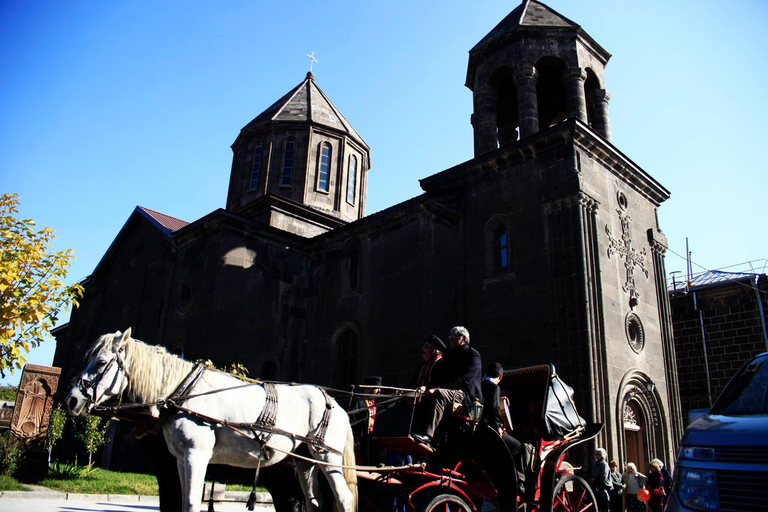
[240, 72, 369, 151]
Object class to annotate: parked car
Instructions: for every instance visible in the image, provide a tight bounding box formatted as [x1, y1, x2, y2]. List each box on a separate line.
[666, 352, 768, 511]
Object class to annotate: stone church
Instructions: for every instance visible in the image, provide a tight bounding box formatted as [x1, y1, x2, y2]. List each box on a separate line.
[54, 0, 683, 472]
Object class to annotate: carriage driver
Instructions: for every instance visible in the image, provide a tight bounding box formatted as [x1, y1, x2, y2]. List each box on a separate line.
[410, 326, 483, 448]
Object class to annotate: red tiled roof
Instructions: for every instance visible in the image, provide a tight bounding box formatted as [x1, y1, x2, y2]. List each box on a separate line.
[138, 206, 190, 233]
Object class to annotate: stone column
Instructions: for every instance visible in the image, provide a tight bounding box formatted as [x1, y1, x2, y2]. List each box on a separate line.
[648, 228, 685, 449]
[563, 68, 588, 122]
[588, 89, 612, 141]
[514, 65, 539, 139]
[472, 89, 499, 156]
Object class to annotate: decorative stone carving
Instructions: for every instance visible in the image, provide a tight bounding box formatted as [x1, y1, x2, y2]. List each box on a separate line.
[10, 364, 61, 447]
[606, 208, 648, 308]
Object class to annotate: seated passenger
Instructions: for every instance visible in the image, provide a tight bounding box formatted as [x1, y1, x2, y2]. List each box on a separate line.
[481, 362, 521, 458]
[410, 326, 483, 448]
[409, 334, 445, 390]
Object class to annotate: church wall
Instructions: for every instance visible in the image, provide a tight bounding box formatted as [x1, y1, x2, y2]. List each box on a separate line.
[54, 217, 176, 383]
[577, 141, 677, 465]
[304, 205, 460, 390]
[166, 222, 311, 381]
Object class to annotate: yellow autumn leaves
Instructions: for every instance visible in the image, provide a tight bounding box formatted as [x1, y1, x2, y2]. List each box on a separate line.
[0, 193, 84, 377]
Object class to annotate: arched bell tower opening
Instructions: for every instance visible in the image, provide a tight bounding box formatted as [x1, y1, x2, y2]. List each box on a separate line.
[536, 57, 568, 129]
[490, 66, 519, 148]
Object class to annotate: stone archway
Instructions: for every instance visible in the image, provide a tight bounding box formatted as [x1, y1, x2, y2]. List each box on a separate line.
[617, 370, 668, 474]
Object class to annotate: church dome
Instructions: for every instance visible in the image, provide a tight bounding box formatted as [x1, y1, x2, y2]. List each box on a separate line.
[226, 72, 371, 232]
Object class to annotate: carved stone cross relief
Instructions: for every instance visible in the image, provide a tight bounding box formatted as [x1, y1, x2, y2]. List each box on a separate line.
[605, 208, 648, 308]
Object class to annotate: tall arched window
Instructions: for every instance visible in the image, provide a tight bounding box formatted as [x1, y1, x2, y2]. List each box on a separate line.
[336, 329, 358, 389]
[250, 143, 262, 190]
[318, 142, 331, 192]
[498, 228, 508, 269]
[347, 155, 357, 204]
[281, 138, 295, 186]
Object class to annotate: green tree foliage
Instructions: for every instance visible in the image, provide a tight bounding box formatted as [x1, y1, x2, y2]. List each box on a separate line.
[0, 194, 84, 377]
[74, 415, 110, 466]
[195, 358, 250, 380]
[46, 404, 68, 464]
[0, 384, 17, 402]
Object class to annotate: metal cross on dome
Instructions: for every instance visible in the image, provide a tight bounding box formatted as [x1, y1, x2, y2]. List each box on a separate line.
[307, 52, 318, 72]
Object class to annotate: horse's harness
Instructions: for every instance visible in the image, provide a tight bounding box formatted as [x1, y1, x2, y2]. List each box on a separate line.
[77, 346, 129, 411]
[88, 359, 341, 457]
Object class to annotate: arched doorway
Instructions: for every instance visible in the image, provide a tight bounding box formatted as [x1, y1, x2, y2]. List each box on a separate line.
[623, 400, 648, 474]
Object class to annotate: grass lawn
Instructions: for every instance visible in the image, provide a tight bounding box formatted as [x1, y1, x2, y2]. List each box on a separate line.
[37, 467, 160, 495]
[1, 466, 258, 495]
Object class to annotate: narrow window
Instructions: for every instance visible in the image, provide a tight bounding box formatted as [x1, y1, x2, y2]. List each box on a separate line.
[249, 143, 262, 189]
[499, 228, 508, 269]
[318, 142, 331, 192]
[336, 330, 357, 390]
[349, 247, 359, 289]
[347, 155, 357, 204]
[281, 139, 295, 186]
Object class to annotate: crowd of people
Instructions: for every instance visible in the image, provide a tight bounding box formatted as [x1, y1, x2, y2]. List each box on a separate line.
[352, 325, 674, 512]
[592, 449, 673, 512]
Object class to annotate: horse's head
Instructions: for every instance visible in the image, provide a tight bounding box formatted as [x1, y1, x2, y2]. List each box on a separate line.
[65, 328, 133, 416]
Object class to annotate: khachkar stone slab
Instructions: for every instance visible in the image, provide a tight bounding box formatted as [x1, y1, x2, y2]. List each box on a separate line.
[10, 364, 61, 448]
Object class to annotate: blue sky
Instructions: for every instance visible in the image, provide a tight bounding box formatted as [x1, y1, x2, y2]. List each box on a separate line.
[2, 0, 767, 385]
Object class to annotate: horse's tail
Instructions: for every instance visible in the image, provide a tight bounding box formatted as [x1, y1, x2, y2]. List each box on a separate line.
[343, 418, 358, 511]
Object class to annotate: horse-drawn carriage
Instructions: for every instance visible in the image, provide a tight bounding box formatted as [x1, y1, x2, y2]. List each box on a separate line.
[65, 330, 602, 512]
[354, 364, 602, 512]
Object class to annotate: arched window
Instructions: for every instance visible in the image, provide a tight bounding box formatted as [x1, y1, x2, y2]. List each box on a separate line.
[498, 228, 509, 269]
[336, 329, 358, 389]
[347, 155, 357, 204]
[281, 138, 295, 186]
[250, 143, 262, 190]
[485, 216, 513, 276]
[318, 142, 331, 192]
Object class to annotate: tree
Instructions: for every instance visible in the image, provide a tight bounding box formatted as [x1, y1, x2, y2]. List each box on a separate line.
[0, 193, 84, 377]
[45, 403, 67, 464]
[74, 414, 110, 466]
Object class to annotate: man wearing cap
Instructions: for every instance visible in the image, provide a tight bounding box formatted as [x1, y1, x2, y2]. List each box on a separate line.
[410, 326, 483, 448]
[410, 334, 445, 390]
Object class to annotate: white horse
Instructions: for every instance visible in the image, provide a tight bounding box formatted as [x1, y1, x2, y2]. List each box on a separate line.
[65, 329, 357, 512]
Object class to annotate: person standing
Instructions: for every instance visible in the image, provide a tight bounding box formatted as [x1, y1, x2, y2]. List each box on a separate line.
[646, 461, 665, 512]
[652, 458, 672, 506]
[591, 448, 613, 512]
[410, 326, 483, 448]
[621, 462, 648, 512]
[608, 460, 624, 512]
[351, 376, 383, 464]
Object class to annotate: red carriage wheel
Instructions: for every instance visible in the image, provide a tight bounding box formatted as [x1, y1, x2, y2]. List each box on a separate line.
[551, 474, 597, 512]
[424, 493, 473, 512]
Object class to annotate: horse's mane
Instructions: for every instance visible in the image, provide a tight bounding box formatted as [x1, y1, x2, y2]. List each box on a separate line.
[90, 332, 194, 404]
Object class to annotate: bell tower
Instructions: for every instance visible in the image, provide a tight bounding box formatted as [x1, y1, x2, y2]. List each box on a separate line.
[466, 0, 612, 156]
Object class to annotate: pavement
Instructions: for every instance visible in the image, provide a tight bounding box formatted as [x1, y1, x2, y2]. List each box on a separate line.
[0, 485, 275, 512]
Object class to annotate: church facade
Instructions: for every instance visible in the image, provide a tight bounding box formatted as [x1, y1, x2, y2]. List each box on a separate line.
[54, 0, 682, 472]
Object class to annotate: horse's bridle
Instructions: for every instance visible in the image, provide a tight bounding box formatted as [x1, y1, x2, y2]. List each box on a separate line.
[77, 346, 129, 411]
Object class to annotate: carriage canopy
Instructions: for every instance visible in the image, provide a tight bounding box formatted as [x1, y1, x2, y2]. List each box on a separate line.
[502, 364, 585, 439]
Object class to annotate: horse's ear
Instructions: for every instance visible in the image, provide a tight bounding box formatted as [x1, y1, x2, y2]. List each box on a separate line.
[120, 328, 132, 345]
